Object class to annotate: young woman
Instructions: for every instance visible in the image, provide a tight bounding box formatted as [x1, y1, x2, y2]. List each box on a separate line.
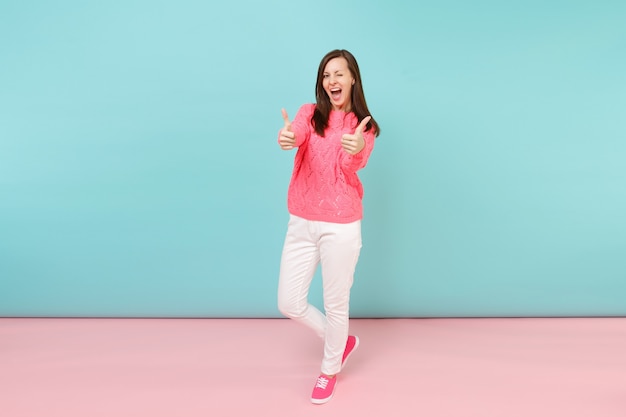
[277, 49, 380, 404]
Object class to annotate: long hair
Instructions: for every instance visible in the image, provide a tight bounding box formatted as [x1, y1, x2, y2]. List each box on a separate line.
[312, 49, 380, 137]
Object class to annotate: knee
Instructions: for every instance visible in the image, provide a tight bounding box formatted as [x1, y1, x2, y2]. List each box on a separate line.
[278, 297, 305, 319]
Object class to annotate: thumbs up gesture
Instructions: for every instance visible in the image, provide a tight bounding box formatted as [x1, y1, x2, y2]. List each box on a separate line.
[279, 108, 296, 150]
[341, 116, 371, 155]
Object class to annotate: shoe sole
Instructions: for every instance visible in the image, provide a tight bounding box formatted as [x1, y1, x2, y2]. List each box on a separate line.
[341, 335, 359, 370]
[311, 393, 334, 405]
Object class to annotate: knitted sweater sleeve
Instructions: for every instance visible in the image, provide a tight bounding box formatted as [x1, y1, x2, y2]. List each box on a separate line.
[340, 128, 376, 172]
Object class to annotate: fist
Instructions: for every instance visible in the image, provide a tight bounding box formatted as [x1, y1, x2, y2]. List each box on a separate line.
[341, 116, 371, 155]
[279, 108, 296, 150]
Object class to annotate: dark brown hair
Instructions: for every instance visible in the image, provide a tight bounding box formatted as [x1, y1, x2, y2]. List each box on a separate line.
[312, 49, 380, 137]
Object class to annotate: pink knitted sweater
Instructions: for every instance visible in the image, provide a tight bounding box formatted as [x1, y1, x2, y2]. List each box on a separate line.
[280, 103, 376, 224]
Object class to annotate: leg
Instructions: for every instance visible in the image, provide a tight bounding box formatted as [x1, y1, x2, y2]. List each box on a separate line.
[277, 215, 326, 339]
[318, 220, 362, 376]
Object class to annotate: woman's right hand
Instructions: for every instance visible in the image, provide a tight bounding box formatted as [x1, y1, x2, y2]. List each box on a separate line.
[279, 108, 296, 150]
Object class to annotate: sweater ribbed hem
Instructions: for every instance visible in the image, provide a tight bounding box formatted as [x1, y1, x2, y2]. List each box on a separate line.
[288, 208, 362, 224]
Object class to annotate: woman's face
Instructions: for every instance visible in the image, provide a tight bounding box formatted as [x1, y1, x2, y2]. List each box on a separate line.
[322, 57, 354, 111]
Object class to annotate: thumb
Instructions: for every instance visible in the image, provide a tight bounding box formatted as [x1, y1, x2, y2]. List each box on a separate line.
[281, 108, 292, 131]
[355, 116, 371, 135]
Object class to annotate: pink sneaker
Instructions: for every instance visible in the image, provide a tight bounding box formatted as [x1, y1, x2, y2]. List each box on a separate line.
[341, 335, 359, 369]
[311, 374, 337, 404]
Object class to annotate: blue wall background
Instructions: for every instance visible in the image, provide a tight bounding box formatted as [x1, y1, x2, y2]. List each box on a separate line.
[1, 0, 625, 317]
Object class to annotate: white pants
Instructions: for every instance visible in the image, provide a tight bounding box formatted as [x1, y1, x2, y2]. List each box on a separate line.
[277, 214, 362, 375]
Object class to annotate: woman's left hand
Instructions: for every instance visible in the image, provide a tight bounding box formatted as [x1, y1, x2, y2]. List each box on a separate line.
[341, 116, 371, 155]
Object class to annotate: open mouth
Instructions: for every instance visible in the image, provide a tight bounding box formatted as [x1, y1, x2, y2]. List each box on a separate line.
[330, 88, 342, 101]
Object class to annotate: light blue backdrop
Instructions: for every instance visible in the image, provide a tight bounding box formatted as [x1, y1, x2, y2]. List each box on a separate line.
[1, 0, 625, 317]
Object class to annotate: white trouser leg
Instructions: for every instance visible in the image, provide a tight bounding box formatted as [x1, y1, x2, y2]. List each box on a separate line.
[277, 215, 362, 376]
[277, 215, 326, 339]
[318, 218, 361, 375]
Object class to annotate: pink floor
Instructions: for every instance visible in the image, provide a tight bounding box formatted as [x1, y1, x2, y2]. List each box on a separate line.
[1, 318, 625, 416]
